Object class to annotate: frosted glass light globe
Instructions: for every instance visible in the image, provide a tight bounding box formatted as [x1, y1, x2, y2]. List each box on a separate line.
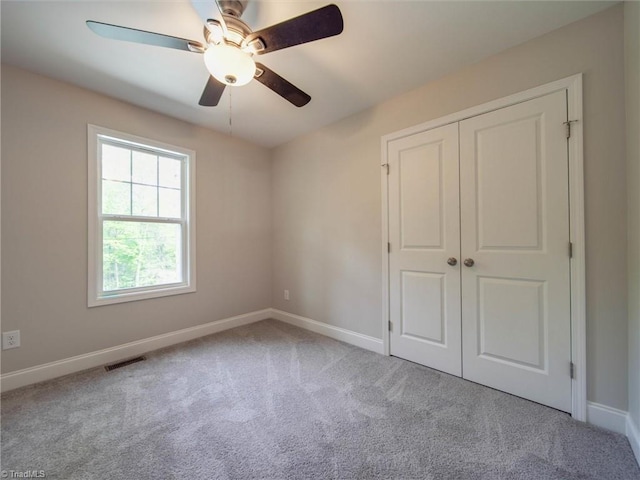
[204, 44, 256, 87]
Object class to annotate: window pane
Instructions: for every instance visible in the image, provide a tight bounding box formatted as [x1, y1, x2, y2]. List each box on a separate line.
[102, 180, 131, 215]
[132, 151, 158, 186]
[102, 144, 131, 182]
[159, 187, 181, 218]
[132, 184, 157, 217]
[159, 157, 181, 188]
[102, 221, 182, 291]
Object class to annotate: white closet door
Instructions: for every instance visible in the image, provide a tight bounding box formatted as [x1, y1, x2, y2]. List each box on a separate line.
[388, 123, 462, 376]
[459, 90, 571, 412]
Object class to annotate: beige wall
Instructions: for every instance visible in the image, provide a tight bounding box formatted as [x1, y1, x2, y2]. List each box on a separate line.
[625, 0, 640, 429]
[1, 65, 272, 374]
[272, 5, 629, 410]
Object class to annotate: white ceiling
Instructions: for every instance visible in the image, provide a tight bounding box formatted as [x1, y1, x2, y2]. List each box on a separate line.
[1, 0, 614, 148]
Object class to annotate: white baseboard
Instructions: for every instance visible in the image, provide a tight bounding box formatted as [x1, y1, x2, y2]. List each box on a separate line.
[627, 415, 640, 467]
[0, 308, 271, 393]
[582, 402, 640, 466]
[587, 401, 628, 434]
[270, 308, 384, 354]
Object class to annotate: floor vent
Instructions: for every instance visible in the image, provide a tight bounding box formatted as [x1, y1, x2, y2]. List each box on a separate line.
[104, 356, 146, 372]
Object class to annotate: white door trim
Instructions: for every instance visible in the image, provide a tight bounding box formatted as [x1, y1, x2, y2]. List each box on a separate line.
[380, 74, 586, 421]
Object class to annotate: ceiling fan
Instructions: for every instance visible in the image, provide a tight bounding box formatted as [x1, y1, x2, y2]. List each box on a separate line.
[86, 1, 344, 107]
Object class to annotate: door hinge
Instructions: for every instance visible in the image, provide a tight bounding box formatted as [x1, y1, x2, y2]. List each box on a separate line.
[569, 242, 573, 258]
[388, 320, 393, 332]
[570, 361, 575, 379]
[382, 163, 389, 175]
[563, 119, 578, 139]
[387, 242, 391, 253]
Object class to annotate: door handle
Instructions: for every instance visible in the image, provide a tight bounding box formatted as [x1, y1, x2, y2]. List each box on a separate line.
[447, 257, 457, 266]
[463, 258, 475, 267]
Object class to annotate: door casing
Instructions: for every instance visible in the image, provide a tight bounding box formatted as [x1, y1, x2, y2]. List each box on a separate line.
[380, 74, 586, 421]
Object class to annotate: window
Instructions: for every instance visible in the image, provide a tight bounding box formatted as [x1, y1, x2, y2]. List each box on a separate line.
[88, 125, 196, 306]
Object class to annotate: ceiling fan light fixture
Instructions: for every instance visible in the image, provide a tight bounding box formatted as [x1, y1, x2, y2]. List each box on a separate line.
[204, 43, 255, 86]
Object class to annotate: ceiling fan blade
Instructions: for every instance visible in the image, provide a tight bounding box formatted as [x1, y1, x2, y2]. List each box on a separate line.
[86, 21, 204, 53]
[254, 63, 311, 107]
[199, 76, 226, 106]
[244, 4, 343, 55]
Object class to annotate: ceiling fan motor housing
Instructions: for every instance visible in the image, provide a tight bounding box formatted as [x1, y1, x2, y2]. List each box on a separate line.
[204, 14, 253, 48]
[218, 0, 248, 18]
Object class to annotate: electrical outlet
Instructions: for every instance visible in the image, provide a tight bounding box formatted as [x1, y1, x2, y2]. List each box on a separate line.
[284, 289, 290, 301]
[2, 330, 21, 350]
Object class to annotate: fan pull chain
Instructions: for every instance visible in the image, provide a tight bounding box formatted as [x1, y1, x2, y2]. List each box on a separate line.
[228, 88, 233, 137]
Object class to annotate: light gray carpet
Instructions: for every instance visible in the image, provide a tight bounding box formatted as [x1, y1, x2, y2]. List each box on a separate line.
[2, 319, 639, 479]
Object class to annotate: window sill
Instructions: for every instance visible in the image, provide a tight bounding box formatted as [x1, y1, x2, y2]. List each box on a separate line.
[88, 284, 196, 307]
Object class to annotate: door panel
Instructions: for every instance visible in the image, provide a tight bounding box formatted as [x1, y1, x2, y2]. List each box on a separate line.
[401, 271, 445, 344]
[475, 115, 543, 250]
[389, 123, 461, 376]
[478, 277, 546, 370]
[399, 143, 444, 249]
[460, 90, 571, 412]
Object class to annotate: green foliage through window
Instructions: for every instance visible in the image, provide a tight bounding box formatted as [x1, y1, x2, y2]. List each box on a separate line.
[103, 221, 181, 291]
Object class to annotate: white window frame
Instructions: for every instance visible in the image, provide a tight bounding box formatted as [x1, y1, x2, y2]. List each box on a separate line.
[88, 124, 196, 307]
